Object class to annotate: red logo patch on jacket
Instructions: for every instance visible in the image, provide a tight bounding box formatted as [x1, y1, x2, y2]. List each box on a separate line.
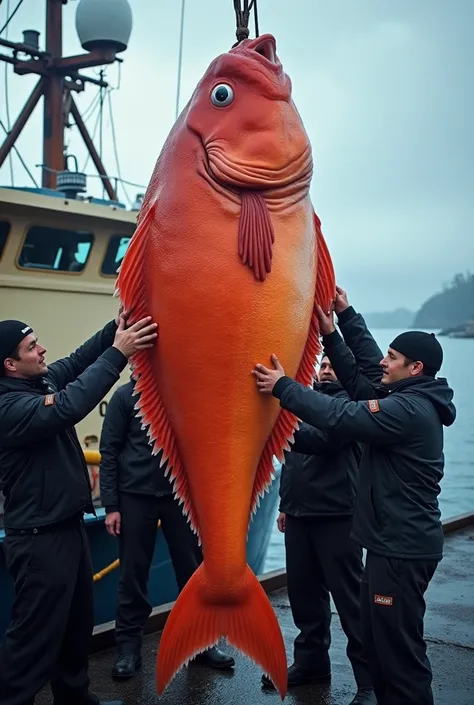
[374, 594, 393, 606]
[44, 394, 55, 406]
[368, 399, 380, 413]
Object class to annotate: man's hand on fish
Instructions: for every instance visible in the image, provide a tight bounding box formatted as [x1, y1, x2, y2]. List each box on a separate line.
[335, 285, 350, 314]
[253, 354, 286, 394]
[316, 303, 336, 336]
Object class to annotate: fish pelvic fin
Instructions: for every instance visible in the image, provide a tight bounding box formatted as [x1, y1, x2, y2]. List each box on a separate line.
[156, 563, 287, 700]
[250, 210, 336, 517]
[114, 202, 200, 540]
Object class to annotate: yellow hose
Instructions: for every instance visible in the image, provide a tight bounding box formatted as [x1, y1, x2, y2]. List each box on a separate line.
[93, 559, 120, 582]
[93, 521, 162, 582]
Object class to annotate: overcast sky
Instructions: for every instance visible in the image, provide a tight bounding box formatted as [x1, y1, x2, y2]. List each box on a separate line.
[0, 0, 472, 312]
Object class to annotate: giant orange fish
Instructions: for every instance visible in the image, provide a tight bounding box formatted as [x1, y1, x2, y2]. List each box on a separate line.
[116, 33, 335, 699]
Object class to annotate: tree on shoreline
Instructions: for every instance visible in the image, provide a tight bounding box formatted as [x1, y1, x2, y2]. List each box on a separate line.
[414, 272, 474, 329]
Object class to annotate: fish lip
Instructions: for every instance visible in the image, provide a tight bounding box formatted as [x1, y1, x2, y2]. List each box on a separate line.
[245, 34, 278, 67]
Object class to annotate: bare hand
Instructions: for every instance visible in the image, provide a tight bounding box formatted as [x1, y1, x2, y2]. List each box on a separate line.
[113, 315, 158, 358]
[335, 286, 349, 315]
[105, 511, 121, 537]
[277, 512, 286, 533]
[316, 304, 336, 336]
[252, 354, 285, 394]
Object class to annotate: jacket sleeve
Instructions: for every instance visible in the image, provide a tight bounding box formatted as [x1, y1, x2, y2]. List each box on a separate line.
[273, 377, 414, 444]
[291, 422, 347, 454]
[322, 329, 379, 400]
[99, 387, 130, 513]
[278, 462, 286, 510]
[0, 348, 127, 448]
[337, 306, 384, 384]
[47, 320, 118, 391]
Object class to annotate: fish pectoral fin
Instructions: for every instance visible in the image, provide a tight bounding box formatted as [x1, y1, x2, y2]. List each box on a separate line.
[115, 201, 200, 539]
[238, 191, 275, 282]
[156, 563, 287, 700]
[250, 210, 336, 519]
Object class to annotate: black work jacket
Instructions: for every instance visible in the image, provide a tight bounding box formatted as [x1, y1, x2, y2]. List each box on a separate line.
[0, 322, 126, 532]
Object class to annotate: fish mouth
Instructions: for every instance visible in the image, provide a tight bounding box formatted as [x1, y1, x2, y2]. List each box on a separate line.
[247, 35, 278, 66]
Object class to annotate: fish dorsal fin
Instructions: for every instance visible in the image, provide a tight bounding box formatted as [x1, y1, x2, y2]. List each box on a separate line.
[313, 211, 336, 309]
[115, 204, 201, 540]
[249, 210, 336, 520]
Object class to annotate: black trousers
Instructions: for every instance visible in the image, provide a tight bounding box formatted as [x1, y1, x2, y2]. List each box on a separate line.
[0, 519, 97, 705]
[361, 551, 438, 705]
[115, 492, 202, 653]
[285, 514, 371, 688]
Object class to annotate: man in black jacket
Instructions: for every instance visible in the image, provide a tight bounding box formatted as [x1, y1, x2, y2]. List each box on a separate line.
[0, 312, 157, 705]
[261, 356, 375, 705]
[253, 303, 456, 705]
[99, 380, 235, 680]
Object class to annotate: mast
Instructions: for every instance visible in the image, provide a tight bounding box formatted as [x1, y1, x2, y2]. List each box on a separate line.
[43, 0, 65, 189]
[0, 0, 133, 199]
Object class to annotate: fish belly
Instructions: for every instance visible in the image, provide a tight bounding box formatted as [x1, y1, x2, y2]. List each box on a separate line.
[142, 192, 315, 580]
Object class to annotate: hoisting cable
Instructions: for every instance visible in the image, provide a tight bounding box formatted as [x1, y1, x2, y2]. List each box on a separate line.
[0, 0, 24, 35]
[252, 0, 260, 38]
[233, 0, 260, 46]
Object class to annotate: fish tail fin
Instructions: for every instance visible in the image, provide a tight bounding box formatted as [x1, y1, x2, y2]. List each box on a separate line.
[156, 563, 287, 700]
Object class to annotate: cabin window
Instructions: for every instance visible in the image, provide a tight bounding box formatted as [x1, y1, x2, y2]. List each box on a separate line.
[18, 225, 94, 272]
[101, 234, 131, 275]
[0, 220, 10, 259]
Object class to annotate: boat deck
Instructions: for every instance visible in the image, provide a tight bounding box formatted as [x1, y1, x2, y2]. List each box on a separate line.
[37, 526, 474, 705]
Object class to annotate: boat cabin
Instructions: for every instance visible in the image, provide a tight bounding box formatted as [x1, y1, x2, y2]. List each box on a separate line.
[0, 186, 138, 445]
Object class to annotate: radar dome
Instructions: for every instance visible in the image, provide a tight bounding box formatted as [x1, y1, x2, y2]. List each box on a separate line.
[76, 0, 133, 54]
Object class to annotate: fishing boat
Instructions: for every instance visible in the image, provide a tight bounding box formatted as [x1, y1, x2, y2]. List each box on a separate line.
[0, 0, 281, 639]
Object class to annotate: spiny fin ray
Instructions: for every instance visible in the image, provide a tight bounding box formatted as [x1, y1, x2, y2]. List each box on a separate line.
[115, 203, 201, 540]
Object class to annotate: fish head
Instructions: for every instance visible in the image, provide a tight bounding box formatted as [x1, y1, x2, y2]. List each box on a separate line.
[186, 34, 313, 195]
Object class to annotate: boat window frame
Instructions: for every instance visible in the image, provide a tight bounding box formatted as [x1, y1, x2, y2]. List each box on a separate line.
[0, 219, 11, 261]
[15, 222, 96, 276]
[100, 232, 133, 278]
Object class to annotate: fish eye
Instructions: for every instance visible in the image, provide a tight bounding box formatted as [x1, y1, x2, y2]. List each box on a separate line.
[210, 84, 234, 107]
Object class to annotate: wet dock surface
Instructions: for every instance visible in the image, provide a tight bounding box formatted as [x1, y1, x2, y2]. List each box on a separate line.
[37, 527, 474, 705]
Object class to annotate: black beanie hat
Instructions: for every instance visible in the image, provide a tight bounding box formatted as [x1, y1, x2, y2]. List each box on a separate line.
[0, 320, 33, 370]
[389, 331, 443, 376]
